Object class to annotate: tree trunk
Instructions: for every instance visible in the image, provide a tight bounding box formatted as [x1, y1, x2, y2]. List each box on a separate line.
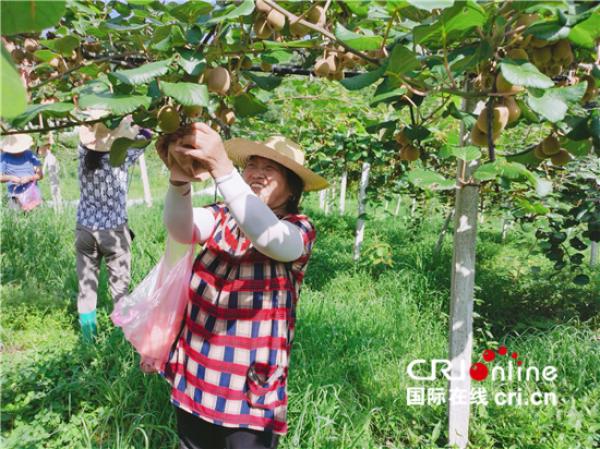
[319, 189, 326, 211]
[434, 209, 454, 257]
[138, 154, 153, 207]
[447, 92, 479, 449]
[591, 241, 598, 267]
[339, 169, 347, 214]
[353, 162, 370, 261]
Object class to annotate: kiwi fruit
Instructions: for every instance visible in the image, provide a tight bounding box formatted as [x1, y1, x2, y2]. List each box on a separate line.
[254, 17, 273, 39]
[290, 21, 310, 37]
[314, 58, 330, 77]
[23, 38, 39, 53]
[255, 0, 272, 13]
[503, 96, 521, 124]
[476, 105, 509, 135]
[541, 135, 560, 156]
[266, 9, 286, 31]
[552, 40, 573, 65]
[307, 5, 325, 26]
[206, 67, 231, 95]
[400, 145, 420, 162]
[182, 105, 203, 119]
[157, 105, 180, 133]
[533, 143, 547, 160]
[241, 56, 253, 70]
[260, 61, 273, 72]
[217, 106, 236, 126]
[506, 48, 529, 61]
[394, 130, 410, 146]
[550, 149, 570, 166]
[531, 46, 552, 66]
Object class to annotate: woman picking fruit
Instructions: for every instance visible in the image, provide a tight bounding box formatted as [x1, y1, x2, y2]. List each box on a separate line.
[151, 123, 328, 449]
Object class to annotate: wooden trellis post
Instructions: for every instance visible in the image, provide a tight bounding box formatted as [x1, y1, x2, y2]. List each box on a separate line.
[339, 168, 347, 214]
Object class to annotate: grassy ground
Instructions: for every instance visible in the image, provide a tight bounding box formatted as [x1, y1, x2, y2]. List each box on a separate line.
[1, 186, 599, 448]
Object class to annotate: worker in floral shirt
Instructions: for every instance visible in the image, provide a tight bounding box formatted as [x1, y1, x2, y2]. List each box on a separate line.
[152, 123, 328, 449]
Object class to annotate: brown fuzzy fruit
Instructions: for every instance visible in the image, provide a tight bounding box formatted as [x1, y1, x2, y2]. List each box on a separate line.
[532, 46, 552, 66]
[255, 0, 272, 13]
[533, 143, 547, 160]
[506, 48, 529, 61]
[400, 145, 420, 162]
[503, 96, 521, 124]
[331, 69, 344, 81]
[470, 126, 492, 147]
[11, 48, 26, 63]
[541, 135, 561, 156]
[395, 130, 410, 146]
[581, 75, 597, 103]
[206, 67, 231, 95]
[241, 56, 253, 70]
[157, 105, 181, 133]
[550, 149, 570, 166]
[515, 13, 539, 30]
[23, 38, 39, 53]
[266, 9, 286, 31]
[529, 37, 549, 48]
[260, 61, 272, 72]
[182, 105, 203, 118]
[476, 105, 509, 135]
[552, 40, 573, 65]
[307, 5, 325, 26]
[254, 17, 273, 39]
[217, 106, 236, 126]
[289, 21, 310, 37]
[314, 58, 330, 77]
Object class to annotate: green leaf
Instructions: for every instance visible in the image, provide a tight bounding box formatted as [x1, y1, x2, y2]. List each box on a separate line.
[207, 0, 254, 24]
[159, 81, 209, 107]
[0, 45, 27, 119]
[334, 23, 383, 51]
[102, 22, 146, 32]
[33, 49, 58, 62]
[500, 60, 553, 89]
[408, 168, 455, 191]
[170, 1, 212, 24]
[11, 102, 73, 128]
[233, 93, 268, 117]
[345, 1, 370, 16]
[177, 50, 205, 76]
[1, 1, 65, 36]
[569, 13, 600, 48]
[449, 145, 481, 161]
[244, 72, 282, 90]
[449, 41, 494, 73]
[111, 59, 171, 86]
[413, 2, 486, 47]
[40, 35, 80, 56]
[527, 83, 587, 123]
[408, 0, 454, 12]
[562, 138, 592, 157]
[473, 162, 500, 181]
[573, 274, 590, 285]
[109, 137, 151, 167]
[525, 19, 570, 42]
[340, 65, 385, 91]
[259, 39, 320, 49]
[370, 87, 407, 106]
[386, 45, 420, 76]
[78, 93, 151, 115]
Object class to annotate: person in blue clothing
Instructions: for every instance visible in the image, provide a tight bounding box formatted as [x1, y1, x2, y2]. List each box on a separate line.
[0, 133, 44, 210]
[75, 111, 149, 341]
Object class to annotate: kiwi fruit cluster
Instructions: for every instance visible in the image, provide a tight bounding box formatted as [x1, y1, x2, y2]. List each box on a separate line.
[395, 128, 420, 162]
[533, 134, 571, 166]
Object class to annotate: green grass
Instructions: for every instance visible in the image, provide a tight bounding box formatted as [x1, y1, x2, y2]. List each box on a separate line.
[1, 182, 599, 448]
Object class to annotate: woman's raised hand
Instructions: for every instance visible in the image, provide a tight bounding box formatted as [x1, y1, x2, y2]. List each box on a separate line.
[172, 123, 235, 179]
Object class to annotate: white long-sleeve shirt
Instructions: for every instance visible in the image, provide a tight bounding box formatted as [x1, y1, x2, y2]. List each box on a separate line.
[163, 169, 304, 262]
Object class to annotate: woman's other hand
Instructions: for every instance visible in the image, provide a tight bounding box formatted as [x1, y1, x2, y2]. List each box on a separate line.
[174, 123, 235, 179]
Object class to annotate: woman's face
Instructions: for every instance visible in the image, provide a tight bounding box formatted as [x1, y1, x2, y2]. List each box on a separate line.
[242, 156, 292, 210]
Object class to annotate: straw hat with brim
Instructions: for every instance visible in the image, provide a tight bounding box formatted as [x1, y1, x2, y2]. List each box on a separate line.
[1, 133, 34, 154]
[224, 136, 329, 192]
[78, 112, 139, 152]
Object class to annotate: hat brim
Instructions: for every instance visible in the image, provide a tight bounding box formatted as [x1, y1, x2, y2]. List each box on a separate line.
[1, 134, 34, 153]
[224, 138, 329, 192]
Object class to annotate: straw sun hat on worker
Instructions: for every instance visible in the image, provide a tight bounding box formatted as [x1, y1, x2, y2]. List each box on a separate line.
[78, 109, 139, 152]
[224, 136, 329, 192]
[1, 133, 34, 154]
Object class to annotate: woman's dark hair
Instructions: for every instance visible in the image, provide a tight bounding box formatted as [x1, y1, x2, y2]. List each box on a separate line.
[283, 166, 304, 215]
[83, 147, 106, 172]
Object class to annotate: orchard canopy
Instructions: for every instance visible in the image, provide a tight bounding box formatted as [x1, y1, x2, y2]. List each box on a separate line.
[1, 0, 599, 279]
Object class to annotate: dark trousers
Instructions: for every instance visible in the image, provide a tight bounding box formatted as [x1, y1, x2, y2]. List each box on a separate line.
[175, 406, 280, 449]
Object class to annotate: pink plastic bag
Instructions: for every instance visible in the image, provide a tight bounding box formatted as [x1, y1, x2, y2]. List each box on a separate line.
[15, 182, 42, 211]
[111, 235, 195, 372]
